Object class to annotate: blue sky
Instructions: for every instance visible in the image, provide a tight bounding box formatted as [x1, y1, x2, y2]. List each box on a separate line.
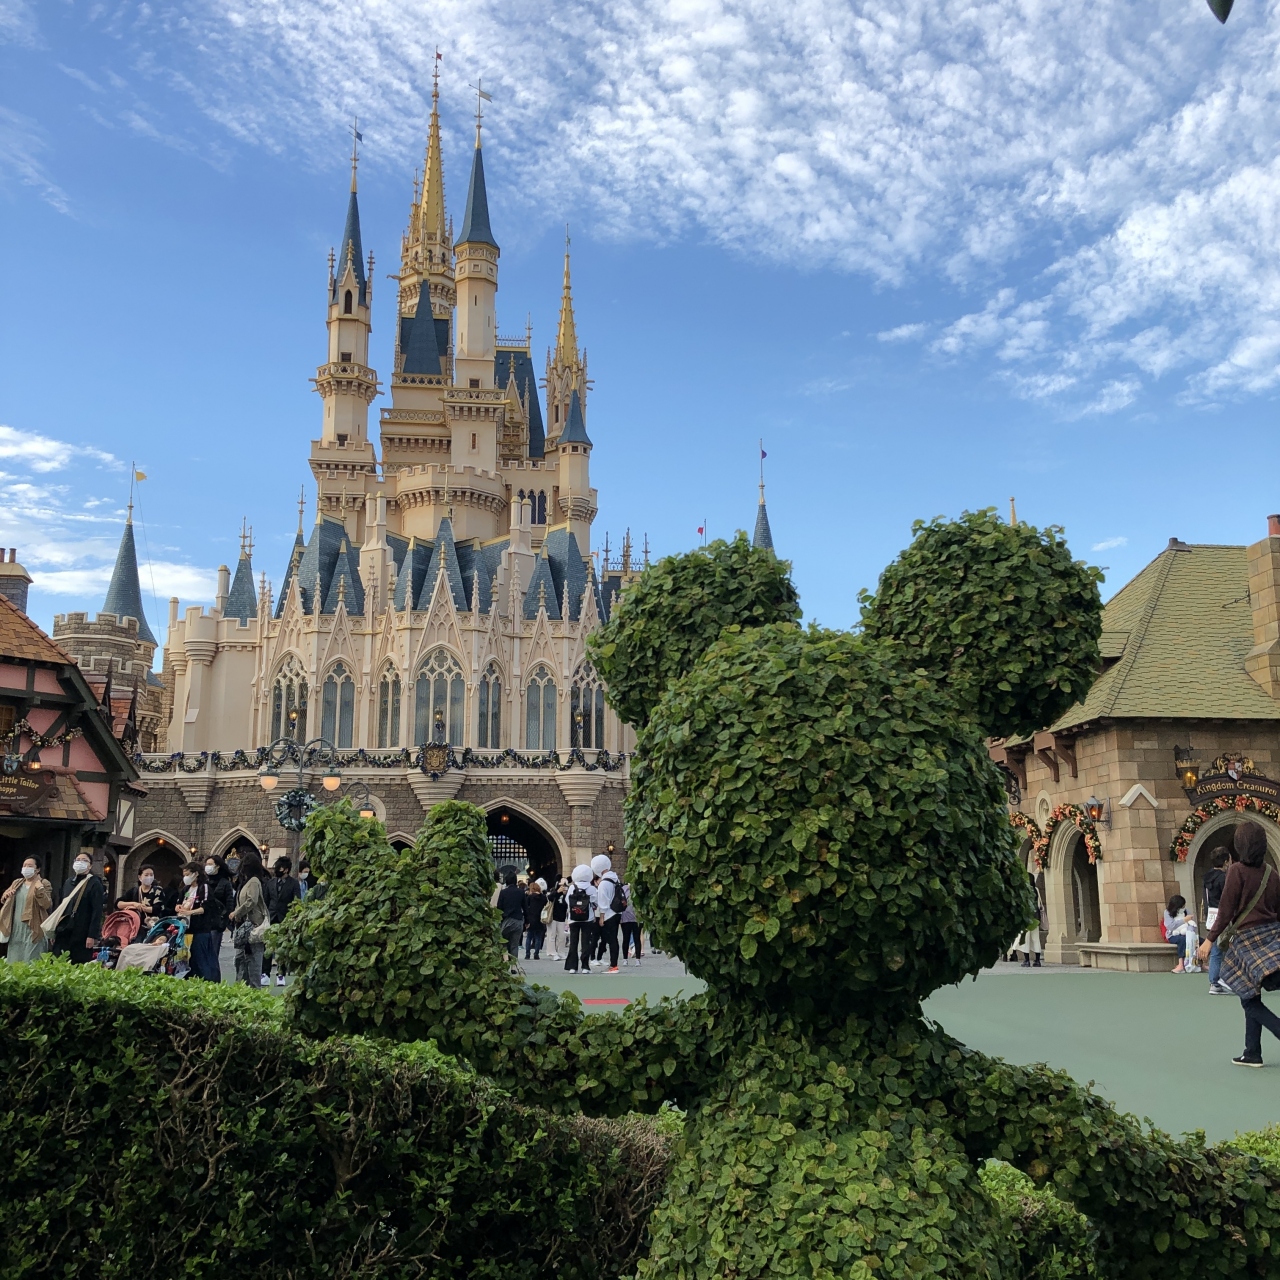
[2, 0, 1279, 637]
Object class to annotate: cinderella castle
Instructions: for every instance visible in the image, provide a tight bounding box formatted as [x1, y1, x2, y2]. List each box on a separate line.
[49, 80, 776, 892]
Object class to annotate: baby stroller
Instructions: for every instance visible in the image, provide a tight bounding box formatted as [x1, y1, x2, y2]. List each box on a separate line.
[114, 916, 189, 977]
[93, 905, 146, 969]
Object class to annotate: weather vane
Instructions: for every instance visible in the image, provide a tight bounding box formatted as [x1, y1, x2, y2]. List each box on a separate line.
[468, 78, 493, 143]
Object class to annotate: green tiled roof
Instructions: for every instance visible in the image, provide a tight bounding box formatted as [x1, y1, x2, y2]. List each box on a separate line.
[1050, 541, 1279, 730]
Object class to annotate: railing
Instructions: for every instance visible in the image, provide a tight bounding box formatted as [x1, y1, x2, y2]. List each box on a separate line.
[136, 746, 628, 776]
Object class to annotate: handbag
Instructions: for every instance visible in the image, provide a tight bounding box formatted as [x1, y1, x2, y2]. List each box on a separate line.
[540, 900, 554, 926]
[1217, 865, 1272, 954]
[41, 876, 90, 941]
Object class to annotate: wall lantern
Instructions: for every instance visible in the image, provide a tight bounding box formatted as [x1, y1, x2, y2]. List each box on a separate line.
[1084, 796, 1110, 828]
[605, 841, 616, 855]
[347, 780, 377, 821]
[1174, 746, 1201, 798]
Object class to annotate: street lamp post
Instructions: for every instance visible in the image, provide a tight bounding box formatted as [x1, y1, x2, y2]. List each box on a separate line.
[258, 737, 343, 853]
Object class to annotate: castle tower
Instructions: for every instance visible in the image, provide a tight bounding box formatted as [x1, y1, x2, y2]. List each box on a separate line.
[753, 483, 774, 551]
[311, 132, 379, 543]
[452, 105, 499, 392]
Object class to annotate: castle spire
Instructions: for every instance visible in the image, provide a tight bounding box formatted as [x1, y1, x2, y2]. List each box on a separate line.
[556, 228, 579, 367]
[421, 57, 447, 243]
[334, 122, 368, 306]
[103, 511, 156, 645]
[458, 82, 497, 249]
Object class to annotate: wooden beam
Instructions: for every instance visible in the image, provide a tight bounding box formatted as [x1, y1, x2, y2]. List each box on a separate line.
[987, 743, 1028, 792]
[1051, 734, 1078, 779]
[1032, 731, 1060, 783]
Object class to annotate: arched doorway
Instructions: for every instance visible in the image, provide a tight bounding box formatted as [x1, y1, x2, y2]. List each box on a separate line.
[1069, 833, 1101, 945]
[486, 805, 561, 888]
[123, 835, 187, 901]
[1182, 811, 1280, 919]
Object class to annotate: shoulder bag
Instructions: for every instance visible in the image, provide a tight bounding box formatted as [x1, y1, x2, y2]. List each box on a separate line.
[40, 876, 91, 941]
[1217, 865, 1272, 955]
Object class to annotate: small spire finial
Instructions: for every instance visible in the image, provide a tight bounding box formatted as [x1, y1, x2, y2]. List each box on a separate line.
[432, 47, 442, 101]
[349, 117, 363, 192]
[759, 438, 767, 504]
[469, 78, 492, 147]
[297, 487, 306, 535]
[1010, 496, 1018, 526]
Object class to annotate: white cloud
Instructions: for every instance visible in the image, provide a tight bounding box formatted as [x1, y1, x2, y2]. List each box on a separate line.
[0, 0, 36, 47]
[877, 322, 928, 343]
[0, 422, 216, 618]
[0, 424, 118, 473]
[1092, 536, 1128, 551]
[99, 0, 1280, 405]
[0, 107, 68, 213]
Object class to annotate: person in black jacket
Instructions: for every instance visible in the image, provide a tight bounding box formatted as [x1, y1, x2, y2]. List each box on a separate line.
[1203, 845, 1232, 994]
[202, 853, 236, 981]
[176, 860, 220, 981]
[53, 854, 105, 963]
[263, 857, 301, 987]
[117, 864, 173, 924]
[523, 877, 547, 961]
[496, 869, 526, 970]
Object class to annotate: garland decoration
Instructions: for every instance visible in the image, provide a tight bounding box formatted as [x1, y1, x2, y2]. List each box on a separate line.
[1168, 792, 1280, 861]
[1008, 811, 1042, 847]
[1031, 803, 1102, 870]
[136, 744, 629, 775]
[275, 787, 320, 832]
[2, 719, 85, 753]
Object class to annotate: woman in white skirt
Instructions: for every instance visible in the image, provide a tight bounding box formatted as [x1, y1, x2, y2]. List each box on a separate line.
[1015, 883, 1045, 968]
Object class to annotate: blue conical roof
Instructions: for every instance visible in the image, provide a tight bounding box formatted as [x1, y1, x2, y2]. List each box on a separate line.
[225, 552, 257, 623]
[332, 188, 368, 307]
[458, 146, 497, 248]
[559, 388, 591, 446]
[102, 517, 156, 645]
[752, 498, 774, 552]
[402, 282, 443, 376]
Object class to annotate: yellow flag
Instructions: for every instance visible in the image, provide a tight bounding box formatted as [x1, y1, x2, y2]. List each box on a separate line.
[134, 470, 147, 482]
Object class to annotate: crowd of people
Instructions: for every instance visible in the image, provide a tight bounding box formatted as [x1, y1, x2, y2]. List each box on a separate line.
[492, 851, 646, 975]
[0, 850, 319, 987]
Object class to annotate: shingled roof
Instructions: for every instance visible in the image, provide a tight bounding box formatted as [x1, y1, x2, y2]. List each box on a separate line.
[0, 592, 73, 665]
[1050, 541, 1280, 731]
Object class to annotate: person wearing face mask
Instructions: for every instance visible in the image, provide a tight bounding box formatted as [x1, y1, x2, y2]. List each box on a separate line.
[202, 854, 235, 980]
[176, 860, 219, 981]
[224, 853, 242, 881]
[228, 849, 268, 987]
[296, 861, 313, 901]
[262, 857, 300, 987]
[0, 857, 53, 962]
[53, 854, 105, 964]
[118, 864, 171, 921]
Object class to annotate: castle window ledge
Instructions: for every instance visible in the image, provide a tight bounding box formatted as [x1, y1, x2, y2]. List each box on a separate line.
[393, 373, 445, 387]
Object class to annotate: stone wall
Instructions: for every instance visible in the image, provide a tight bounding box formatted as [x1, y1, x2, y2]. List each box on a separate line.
[127, 764, 628, 896]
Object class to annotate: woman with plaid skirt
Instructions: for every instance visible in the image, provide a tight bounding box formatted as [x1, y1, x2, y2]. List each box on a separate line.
[1197, 821, 1280, 1067]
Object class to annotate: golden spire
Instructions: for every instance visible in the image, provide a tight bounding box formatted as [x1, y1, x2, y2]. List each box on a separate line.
[349, 117, 361, 193]
[420, 52, 447, 242]
[555, 225, 579, 367]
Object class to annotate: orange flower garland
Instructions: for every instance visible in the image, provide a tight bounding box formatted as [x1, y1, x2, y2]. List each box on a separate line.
[1168, 792, 1280, 861]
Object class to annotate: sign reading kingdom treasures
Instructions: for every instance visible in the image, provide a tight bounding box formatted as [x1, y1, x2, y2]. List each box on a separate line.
[1195, 755, 1280, 803]
[0, 769, 57, 814]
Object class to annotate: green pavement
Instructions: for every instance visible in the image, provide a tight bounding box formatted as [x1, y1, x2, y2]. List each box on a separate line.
[925, 968, 1280, 1144]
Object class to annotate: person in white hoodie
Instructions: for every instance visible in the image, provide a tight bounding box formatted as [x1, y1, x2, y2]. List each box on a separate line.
[591, 852, 624, 974]
[563, 863, 597, 974]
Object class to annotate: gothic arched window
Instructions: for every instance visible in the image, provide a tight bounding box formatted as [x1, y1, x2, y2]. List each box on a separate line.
[525, 665, 557, 751]
[343, 289, 353, 315]
[536, 491, 547, 525]
[321, 661, 356, 748]
[477, 663, 502, 748]
[415, 649, 464, 745]
[270, 656, 308, 742]
[570, 662, 606, 750]
[377, 669, 402, 749]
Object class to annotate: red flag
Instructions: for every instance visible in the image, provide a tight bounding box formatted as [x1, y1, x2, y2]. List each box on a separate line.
[697, 526, 704, 535]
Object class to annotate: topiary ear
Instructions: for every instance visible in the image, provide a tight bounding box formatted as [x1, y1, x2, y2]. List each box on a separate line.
[859, 509, 1103, 739]
[588, 533, 801, 729]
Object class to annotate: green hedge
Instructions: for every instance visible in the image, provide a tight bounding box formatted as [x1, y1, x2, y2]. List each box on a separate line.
[0, 960, 673, 1280]
[980, 1162, 1096, 1280]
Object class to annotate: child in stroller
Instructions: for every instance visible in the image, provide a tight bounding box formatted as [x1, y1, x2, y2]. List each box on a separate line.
[93, 905, 146, 969]
[110, 915, 190, 976]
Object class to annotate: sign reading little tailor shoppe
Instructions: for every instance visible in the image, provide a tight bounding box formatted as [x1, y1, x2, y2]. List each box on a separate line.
[1195, 755, 1280, 803]
[0, 768, 57, 814]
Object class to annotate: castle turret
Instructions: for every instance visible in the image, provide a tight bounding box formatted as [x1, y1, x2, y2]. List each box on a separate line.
[312, 132, 379, 541]
[546, 238, 587, 446]
[453, 106, 499, 394]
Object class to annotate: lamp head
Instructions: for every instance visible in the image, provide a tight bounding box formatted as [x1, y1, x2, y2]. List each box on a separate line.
[321, 769, 342, 792]
[258, 765, 280, 792]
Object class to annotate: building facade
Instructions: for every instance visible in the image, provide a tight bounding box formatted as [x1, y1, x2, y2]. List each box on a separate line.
[990, 516, 1280, 970]
[98, 86, 655, 893]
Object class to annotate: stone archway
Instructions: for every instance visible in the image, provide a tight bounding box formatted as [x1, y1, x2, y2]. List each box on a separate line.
[123, 830, 190, 901]
[211, 826, 262, 859]
[1042, 825, 1100, 964]
[484, 801, 565, 889]
[1178, 808, 1280, 919]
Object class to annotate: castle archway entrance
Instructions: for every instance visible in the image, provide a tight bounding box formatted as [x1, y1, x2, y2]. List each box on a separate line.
[485, 804, 562, 889]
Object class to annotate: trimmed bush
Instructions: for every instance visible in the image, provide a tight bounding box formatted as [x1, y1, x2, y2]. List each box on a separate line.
[980, 1162, 1096, 1280]
[587, 531, 800, 728]
[859, 509, 1104, 738]
[0, 960, 673, 1280]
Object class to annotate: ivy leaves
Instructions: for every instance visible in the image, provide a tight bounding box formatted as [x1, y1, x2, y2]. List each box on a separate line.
[589, 532, 800, 730]
[859, 509, 1103, 739]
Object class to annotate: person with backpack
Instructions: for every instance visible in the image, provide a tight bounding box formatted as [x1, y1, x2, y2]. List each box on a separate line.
[495, 868, 526, 972]
[563, 864, 597, 974]
[545, 877, 569, 961]
[591, 852, 625, 974]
